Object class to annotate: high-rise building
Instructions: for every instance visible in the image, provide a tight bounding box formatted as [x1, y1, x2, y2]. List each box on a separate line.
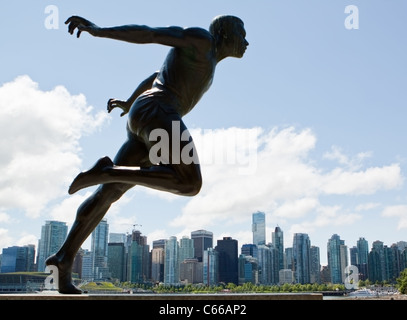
[36, 220, 68, 272]
[151, 247, 165, 283]
[285, 247, 293, 270]
[252, 211, 266, 246]
[241, 243, 258, 259]
[203, 247, 218, 286]
[0, 245, 35, 273]
[72, 248, 85, 279]
[108, 242, 126, 282]
[128, 229, 150, 283]
[107, 232, 126, 282]
[369, 240, 386, 282]
[257, 245, 274, 284]
[81, 249, 93, 280]
[191, 230, 213, 262]
[293, 233, 311, 284]
[272, 226, 284, 271]
[151, 239, 166, 283]
[279, 269, 294, 285]
[327, 234, 347, 284]
[215, 236, 238, 285]
[91, 219, 110, 280]
[350, 246, 358, 266]
[179, 236, 195, 263]
[310, 245, 321, 284]
[164, 236, 179, 285]
[356, 237, 369, 280]
[109, 233, 126, 244]
[179, 258, 203, 284]
[238, 254, 258, 284]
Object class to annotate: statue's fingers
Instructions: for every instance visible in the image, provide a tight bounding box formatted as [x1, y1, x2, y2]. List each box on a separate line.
[68, 23, 77, 35]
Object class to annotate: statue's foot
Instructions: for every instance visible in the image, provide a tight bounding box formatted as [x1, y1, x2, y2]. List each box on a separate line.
[45, 254, 82, 294]
[68, 156, 114, 194]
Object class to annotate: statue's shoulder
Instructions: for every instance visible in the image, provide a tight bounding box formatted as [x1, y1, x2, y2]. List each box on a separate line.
[182, 27, 213, 51]
[183, 27, 212, 40]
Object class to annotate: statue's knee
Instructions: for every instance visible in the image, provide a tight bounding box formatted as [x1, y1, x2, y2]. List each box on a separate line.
[181, 175, 202, 196]
[187, 181, 202, 196]
[97, 184, 129, 203]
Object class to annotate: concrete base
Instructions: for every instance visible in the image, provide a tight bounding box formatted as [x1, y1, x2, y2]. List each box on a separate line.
[0, 292, 323, 300]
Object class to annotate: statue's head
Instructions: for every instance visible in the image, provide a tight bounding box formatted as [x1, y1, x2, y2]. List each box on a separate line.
[209, 15, 248, 59]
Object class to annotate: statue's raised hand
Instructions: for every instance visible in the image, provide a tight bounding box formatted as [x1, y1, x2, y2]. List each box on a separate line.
[107, 98, 131, 117]
[65, 16, 100, 38]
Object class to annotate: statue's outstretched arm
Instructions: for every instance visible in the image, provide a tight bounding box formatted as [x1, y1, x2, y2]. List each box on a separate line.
[65, 15, 208, 48]
[107, 71, 159, 116]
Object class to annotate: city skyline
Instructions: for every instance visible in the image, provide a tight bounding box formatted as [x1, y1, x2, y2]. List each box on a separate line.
[1, 1, 407, 269]
[2, 217, 406, 290]
[2, 217, 406, 270]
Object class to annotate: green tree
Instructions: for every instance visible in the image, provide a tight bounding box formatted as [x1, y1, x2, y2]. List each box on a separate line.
[397, 268, 407, 294]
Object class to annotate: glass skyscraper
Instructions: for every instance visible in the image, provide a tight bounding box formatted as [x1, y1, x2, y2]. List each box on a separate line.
[164, 236, 179, 285]
[179, 236, 195, 263]
[203, 247, 218, 286]
[293, 233, 311, 284]
[327, 234, 348, 284]
[0, 245, 35, 273]
[272, 226, 284, 271]
[91, 219, 110, 280]
[36, 220, 67, 272]
[252, 211, 266, 246]
[356, 237, 369, 280]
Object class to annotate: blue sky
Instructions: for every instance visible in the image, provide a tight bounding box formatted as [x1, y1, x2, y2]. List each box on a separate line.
[1, 1, 406, 265]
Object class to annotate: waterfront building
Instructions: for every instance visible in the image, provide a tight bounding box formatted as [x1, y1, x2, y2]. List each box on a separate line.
[128, 229, 150, 283]
[203, 247, 218, 286]
[151, 242, 166, 283]
[356, 237, 369, 280]
[238, 254, 258, 284]
[0, 245, 35, 273]
[108, 242, 126, 282]
[164, 236, 179, 285]
[179, 258, 203, 284]
[216, 236, 239, 285]
[327, 234, 348, 284]
[91, 219, 110, 280]
[293, 233, 311, 284]
[310, 245, 321, 284]
[36, 220, 67, 272]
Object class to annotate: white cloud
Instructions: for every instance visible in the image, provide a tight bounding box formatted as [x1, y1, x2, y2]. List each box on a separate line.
[274, 198, 319, 219]
[169, 126, 403, 235]
[0, 228, 13, 250]
[322, 165, 402, 195]
[382, 205, 407, 230]
[323, 146, 372, 170]
[0, 212, 10, 223]
[0, 75, 108, 218]
[355, 202, 381, 211]
[16, 233, 38, 247]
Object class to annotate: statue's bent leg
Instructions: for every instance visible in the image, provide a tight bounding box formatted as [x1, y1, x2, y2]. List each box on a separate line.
[69, 114, 203, 197]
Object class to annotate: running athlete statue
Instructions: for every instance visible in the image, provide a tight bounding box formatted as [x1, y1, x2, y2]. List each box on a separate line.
[46, 15, 248, 294]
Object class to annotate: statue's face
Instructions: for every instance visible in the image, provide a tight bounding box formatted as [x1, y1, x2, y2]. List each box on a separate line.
[226, 22, 248, 58]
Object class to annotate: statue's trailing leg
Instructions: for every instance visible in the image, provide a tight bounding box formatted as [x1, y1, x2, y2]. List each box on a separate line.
[45, 254, 82, 294]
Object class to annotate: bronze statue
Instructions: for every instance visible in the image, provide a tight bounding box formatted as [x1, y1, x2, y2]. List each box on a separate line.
[46, 15, 248, 294]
